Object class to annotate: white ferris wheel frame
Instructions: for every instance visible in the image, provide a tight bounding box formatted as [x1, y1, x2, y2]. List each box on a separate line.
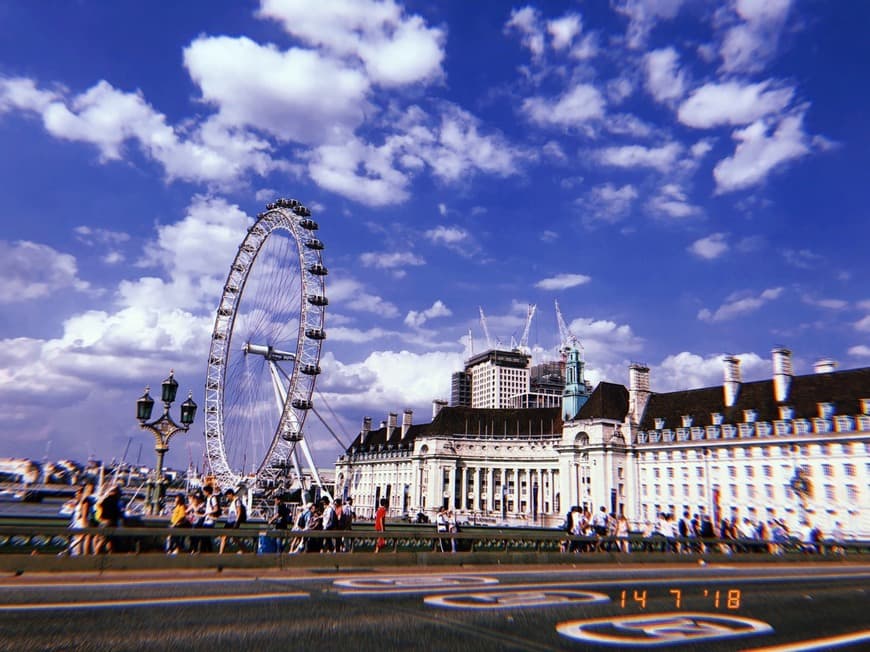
[203, 199, 327, 492]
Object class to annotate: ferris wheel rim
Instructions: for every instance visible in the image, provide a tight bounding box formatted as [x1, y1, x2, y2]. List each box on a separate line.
[203, 199, 326, 491]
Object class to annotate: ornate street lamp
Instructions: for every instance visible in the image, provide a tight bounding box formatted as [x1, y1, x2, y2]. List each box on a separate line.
[136, 370, 197, 515]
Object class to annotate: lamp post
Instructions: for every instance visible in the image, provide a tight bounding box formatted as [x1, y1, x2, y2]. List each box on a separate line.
[136, 370, 197, 516]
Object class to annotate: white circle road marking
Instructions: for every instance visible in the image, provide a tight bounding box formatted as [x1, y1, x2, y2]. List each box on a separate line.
[557, 612, 773, 647]
[0, 591, 308, 611]
[425, 589, 610, 610]
[333, 575, 499, 594]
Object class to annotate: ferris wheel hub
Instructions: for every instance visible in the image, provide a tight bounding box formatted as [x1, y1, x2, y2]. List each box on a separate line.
[242, 342, 296, 361]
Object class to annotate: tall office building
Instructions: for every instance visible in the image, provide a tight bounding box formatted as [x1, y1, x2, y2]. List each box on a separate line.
[465, 349, 532, 409]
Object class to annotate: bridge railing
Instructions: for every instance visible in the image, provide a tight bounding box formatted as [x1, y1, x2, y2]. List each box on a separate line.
[0, 524, 867, 557]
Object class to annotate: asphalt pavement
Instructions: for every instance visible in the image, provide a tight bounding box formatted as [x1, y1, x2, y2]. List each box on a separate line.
[0, 562, 867, 651]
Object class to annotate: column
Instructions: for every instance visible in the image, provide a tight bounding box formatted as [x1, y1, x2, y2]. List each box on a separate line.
[460, 465, 468, 511]
[489, 467, 495, 512]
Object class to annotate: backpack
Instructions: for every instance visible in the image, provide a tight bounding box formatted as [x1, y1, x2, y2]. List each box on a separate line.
[208, 495, 222, 518]
[237, 501, 247, 524]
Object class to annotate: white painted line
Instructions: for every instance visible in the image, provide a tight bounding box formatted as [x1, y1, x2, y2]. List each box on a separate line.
[0, 591, 308, 611]
[0, 577, 260, 590]
[745, 629, 870, 652]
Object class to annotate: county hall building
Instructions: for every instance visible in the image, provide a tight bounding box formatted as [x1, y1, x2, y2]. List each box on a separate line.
[334, 346, 869, 536]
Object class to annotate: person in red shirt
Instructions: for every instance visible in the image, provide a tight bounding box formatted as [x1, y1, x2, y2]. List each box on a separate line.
[374, 498, 388, 553]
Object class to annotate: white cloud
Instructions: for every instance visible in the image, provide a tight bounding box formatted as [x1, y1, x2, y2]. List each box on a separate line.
[328, 277, 399, 318]
[656, 351, 767, 391]
[0, 77, 286, 186]
[522, 83, 605, 127]
[713, 113, 811, 193]
[596, 142, 681, 172]
[566, 315, 644, 364]
[0, 241, 90, 303]
[535, 273, 592, 291]
[258, 0, 445, 87]
[855, 316, 870, 333]
[360, 251, 425, 270]
[644, 47, 686, 102]
[848, 344, 870, 357]
[782, 248, 824, 269]
[613, 0, 686, 49]
[425, 225, 469, 246]
[184, 36, 369, 145]
[0, 77, 59, 113]
[581, 183, 638, 225]
[404, 300, 452, 328]
[308, 137, 410, 206]
[648, 183, 700, 218]
[801, 296, 847, 310]
[720, 0, 792, 73]
[505, 6, 545, 59]
[688, 233, 729, 260]
[678, 81, 794, 129]
[698, 287, 784, 322]
[547, 13, 582, 50]
[319, 349, 463, 411]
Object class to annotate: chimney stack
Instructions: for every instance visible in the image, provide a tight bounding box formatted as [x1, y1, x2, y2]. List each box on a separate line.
[771, 347, 793, 403]
[432, 399, 447, 419]
[387, 412, 398, 439]
[401, 409, 413, 438]
[361, 416, 372, 443]
[628, 362, 651, 425]
[723, 355, 741, 407]
[814, 358, 837, 374]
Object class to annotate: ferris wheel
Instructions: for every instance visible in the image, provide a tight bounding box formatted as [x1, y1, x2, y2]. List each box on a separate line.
[204, 198, 328, 493]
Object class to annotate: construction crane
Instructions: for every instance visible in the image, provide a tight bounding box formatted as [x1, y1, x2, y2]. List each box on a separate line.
[517, 304, 536, 354]
[479, 306, 493, 350]
[555, 299, 582, 356]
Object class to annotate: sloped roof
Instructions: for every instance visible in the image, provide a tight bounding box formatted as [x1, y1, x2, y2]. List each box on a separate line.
[639, 367, 870, 430]
[575, 381, 629, 421]
[345, 406, 562, 453]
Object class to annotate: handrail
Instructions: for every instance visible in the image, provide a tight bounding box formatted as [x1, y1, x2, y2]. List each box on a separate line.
[0, 524, 867, 556]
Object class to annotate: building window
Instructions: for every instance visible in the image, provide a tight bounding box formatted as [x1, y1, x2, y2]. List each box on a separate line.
[654, 469, 661, 479]
[696, 467, 704, 478]
[763, 465, 772, 478]
[844, 464, 855, 477]
[825, 485, 836, 501]
[822, 464, 833, 477]
[729, 484, 737, 498]
[667, 467, 675, 479]
[728, 466, 737, 479]
[745, 466, 754, 478]
[748, 486, 756, 499]
[846, 485, 858, 502]
[765, 484, 774, 499]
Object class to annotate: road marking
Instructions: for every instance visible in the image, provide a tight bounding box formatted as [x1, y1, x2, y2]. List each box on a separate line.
[0, 577, 261, 590]
[425, 589, 610, 609]
[0, 591, 308, 611]
[745, 629, 870, 651]
[557, 612, 773, 647]
[334, 575, 499, 595]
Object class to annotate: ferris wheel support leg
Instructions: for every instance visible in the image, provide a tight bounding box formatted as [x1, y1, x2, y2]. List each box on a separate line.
[298, 435, 331, 501]
[289, 445, 305, 494]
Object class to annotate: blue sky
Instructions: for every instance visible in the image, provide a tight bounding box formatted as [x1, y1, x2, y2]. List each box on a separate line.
[1, 0, 868, 471]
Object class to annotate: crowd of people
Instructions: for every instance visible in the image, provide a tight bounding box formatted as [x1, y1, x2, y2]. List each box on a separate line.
[560, 505, 847, 555]
[62, 482, 849, 557]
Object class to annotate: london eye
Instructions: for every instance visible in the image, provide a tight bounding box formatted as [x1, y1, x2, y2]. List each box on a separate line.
[203, 198, 328, 493]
